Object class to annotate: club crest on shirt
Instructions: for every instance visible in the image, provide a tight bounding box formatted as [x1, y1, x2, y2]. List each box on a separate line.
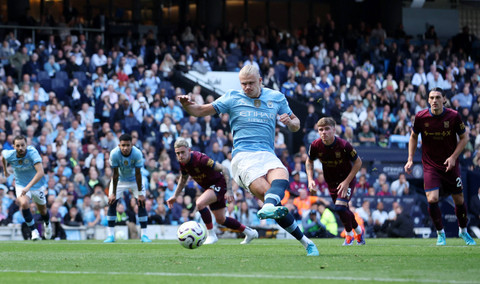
[124, 160, 129, 166]
[444, 121, 449, 128]
[335, 152, 341, 158]
[254, 100, 261, 108]
[267, 101, 274, 108]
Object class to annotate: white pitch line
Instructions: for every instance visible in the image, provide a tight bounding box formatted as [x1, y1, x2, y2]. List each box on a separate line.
[0, 269, 477, 283]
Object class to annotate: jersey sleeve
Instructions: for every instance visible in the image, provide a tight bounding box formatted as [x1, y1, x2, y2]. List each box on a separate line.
[211, 91, 232, 115]
[344, 141, 358, 162]
[454, 112, 466, 135]
[308, 142, 318, 161]
[109, 151, 119, 168]
[29, 147, 42, 164]
[200, 153, 215, 169]
[278, 94, 293, 116]
[134, 149, 144, 168]
[412, 113, 421, 134]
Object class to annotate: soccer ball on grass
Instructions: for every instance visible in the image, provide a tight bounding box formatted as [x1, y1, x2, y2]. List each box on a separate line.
[177, 221, 207, 249]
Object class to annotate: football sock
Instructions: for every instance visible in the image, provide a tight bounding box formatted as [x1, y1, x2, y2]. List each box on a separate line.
[346, 231, 354, 237]
[300, 236, 312, 249]
[428, 202, 444, 231]
[222, 217, 245, 231]
[107, 226, 114, 236]
[141, 228, 147, 235]
[335, 205, 353, 232]
[277, 213, 304, 241]
[22, 209, 36, 231]
[459, 227, 467, 234]
[354, 225, 363, 235]
[264, 179, 289, 206]
[41, 211, 50, 226]
[454, 202, 468, 228]
[107, 200, 118, 230]
[138, 205, 148, 229]
[199, 208, 213, 230]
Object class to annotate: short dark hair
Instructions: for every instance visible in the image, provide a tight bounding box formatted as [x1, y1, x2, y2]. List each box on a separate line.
[429, 87, 444, 96]
[13, 135, 27, 144]
[119, 133, 132, 142]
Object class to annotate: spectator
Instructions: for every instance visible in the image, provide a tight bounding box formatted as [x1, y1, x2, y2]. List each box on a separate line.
[390, 173, 410, 196]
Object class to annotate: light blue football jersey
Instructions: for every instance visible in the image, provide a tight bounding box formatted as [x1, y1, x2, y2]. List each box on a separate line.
[2, 146, 46, 190]
[109, 146, 144, 182]
[212, 88, 292, 157]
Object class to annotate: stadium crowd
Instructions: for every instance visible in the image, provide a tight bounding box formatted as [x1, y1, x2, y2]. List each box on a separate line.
[0, 13, 480, 239]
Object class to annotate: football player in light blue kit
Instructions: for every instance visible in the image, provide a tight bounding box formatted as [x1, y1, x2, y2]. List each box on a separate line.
[1, 135, 52, 241]
[179, 65, 319, 256]
[104, 133, 152, 243]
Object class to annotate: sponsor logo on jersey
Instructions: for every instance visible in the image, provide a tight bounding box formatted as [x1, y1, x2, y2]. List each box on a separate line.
[207, 159, 214, 167]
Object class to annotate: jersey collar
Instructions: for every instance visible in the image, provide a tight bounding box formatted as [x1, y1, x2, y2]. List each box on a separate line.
[429, 107, 445, 117]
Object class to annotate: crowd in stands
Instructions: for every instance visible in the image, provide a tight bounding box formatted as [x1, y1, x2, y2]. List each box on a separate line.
[0, 13, 479, 239]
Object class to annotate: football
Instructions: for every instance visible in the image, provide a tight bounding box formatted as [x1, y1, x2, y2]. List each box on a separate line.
[177, 221, 207, 249]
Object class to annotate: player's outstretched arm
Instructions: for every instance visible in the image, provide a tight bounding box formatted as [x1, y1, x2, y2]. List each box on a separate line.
[1, 156, 8, 178]
[167, 173, 189, 209]
[405, 131, 419, 174]
[135, 168, 145, 207]
[22, 162, 45, 195]
[279, 113, 301, 132]
[214, 163, 233, 202]
[109, 168, 119, 205]
[305, 157, 317, 193]
[445, 130, 469, 172]
[179, 94, 217, 117]
[338, 156, 362, 198]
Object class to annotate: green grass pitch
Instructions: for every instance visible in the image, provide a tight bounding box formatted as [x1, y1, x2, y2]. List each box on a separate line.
[0, 238, 478, 283]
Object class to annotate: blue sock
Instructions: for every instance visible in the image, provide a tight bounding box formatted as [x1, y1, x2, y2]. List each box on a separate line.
[138, 205, 148, 229]
[264, 179, 289, 206]
[276, 213, 304, 240]
[107, 200, 117, 227]
[22, 209, 36, 231]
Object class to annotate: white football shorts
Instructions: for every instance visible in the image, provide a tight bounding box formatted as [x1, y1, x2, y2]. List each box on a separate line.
[231, 151, 287, 190]
[16, 185, 47, 205]
[108, 180, 146, 200]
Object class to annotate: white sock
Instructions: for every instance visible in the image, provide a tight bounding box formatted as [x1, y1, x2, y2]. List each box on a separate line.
[354, 225, 362, 235]
[300, 235, 311, 249]
[459, 227, 467, 234]
[107, 227, 115, 236]
[437, 229, 445, 235]
[208, 229, 217, 238]
[346, 231, 354, 237]
[141, 228, 147, 236]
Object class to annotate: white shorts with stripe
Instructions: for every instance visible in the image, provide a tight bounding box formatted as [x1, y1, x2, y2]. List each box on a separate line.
[16, 185, 47, 205]
[231, 151, 287, 190]
[108, 180, 146, 200]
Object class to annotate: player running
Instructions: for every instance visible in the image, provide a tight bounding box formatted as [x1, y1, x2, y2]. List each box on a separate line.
[168, 139, 258, 244]
[2, 135, 52, 241]
[305, 117, 365, 245]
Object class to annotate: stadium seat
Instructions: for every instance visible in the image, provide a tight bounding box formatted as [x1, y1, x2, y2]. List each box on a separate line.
[51, 78, 68, 102]
[37, 70, 50, 81]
